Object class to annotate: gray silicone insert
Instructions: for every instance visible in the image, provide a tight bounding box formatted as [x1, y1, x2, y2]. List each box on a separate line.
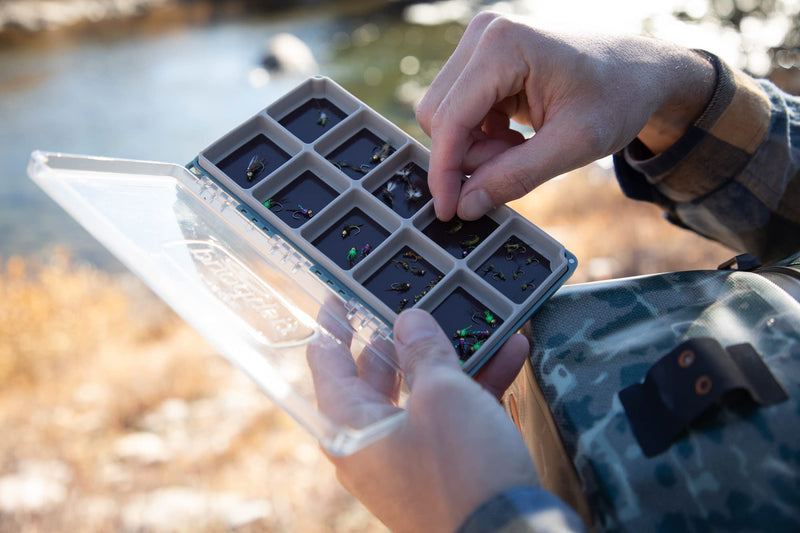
[195, 76, 576, 372]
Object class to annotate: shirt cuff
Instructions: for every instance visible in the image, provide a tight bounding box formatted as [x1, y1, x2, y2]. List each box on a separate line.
[456, 486, 587, 533]
[614, 51, 771, 205]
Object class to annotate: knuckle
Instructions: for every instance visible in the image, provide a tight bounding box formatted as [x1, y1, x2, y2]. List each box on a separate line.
[481, 14, 516, 45]
[468, 10, 501, 31]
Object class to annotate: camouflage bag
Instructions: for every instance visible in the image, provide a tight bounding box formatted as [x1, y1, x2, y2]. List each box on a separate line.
[505, 252, 800, 532]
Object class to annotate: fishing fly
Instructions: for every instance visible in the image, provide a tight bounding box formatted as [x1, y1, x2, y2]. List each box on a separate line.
[371, 142, 393, 163]
[405, 184, 423, 201]
[262, 198, 283, 211]
[460, 235, 480, 248]
[472, 309, 498, 327]
[379, 181, 397, 207]
[504, 241, 527, 260]
[453, 326, 473, 339]
[402, 250, 422, 262]
[409, 266, 426, 276]
[446, 220, 463, 234]
[397, 298, 410, 312]
[341, 224, 363, 238]
[386, 282, 411, 293]
[245, 155, 266, 182]
[291, 205, 314, 219]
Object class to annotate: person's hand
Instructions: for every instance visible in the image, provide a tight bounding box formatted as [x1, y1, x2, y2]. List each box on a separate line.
[307, 305, 537, 533]
[416, 12, 716, 221]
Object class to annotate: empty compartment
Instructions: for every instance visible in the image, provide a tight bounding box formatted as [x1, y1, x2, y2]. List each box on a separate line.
[429, 287, 505, 363]
[422, 215, 499, 259]
[367, 144, 432, 219]
[316, 109, 408, 180]
[474, 234, 552, 304]
[311, 205, 392, 271]
[362, 246, 445, 315]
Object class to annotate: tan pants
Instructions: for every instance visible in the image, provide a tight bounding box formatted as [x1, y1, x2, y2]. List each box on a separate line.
[504, 355, 595, 531]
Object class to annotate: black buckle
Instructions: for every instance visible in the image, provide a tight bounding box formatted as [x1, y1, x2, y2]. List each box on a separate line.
[619, 338, 788, 457]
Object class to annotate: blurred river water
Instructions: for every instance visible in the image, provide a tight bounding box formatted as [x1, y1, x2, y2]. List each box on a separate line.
[0, 0, 796, 267]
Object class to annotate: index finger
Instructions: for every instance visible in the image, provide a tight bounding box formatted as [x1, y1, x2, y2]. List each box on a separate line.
[427, 21, 528, 220]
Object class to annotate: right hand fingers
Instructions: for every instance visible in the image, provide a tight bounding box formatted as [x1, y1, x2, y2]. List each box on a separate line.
[419, 14, 546, 220]
[454, 109, 614, 220]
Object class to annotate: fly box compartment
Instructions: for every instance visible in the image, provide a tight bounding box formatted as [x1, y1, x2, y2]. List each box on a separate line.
[28, 76, 576, 455]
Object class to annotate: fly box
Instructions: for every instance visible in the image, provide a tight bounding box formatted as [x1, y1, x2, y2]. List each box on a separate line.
[28, 76, 576, 455]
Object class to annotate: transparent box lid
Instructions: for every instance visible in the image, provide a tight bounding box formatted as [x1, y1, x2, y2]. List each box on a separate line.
[28, 150, 407, 456]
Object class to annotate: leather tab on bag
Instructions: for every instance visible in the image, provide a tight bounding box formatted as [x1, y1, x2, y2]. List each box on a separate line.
[718, 253, 762, 271]
[619, 337, 789, 457]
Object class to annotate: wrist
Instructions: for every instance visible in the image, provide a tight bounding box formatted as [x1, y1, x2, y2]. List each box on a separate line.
[637, 48, 717, 155]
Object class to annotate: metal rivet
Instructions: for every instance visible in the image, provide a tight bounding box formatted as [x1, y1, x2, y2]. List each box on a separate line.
[678, 349, 695, 368]
[695, 375, 712, 395]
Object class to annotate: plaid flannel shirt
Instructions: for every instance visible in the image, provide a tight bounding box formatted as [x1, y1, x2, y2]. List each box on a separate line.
[614, 52, 800, 264]
[457, 55, 799, 533]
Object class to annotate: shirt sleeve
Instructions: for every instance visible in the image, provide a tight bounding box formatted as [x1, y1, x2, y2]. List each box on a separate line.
[613, 52, 800, 264]
[456, 487, 587, 533]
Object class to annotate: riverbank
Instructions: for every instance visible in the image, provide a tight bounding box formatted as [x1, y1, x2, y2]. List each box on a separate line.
[0, 0, 409, 48]
[0, 0, 219, 48]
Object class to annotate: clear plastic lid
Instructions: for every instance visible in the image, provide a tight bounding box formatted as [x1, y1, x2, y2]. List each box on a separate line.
[28, 150, 407, 456]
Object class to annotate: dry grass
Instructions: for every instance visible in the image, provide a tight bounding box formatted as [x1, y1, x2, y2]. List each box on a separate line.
[509, 165, 733, 282]
[0, 249, 383, 533]
[0, 165, 735, 532]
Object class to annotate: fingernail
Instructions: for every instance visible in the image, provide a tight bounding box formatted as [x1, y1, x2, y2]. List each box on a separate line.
[395, 309, 438, 346]
[460, 189, 492, 219]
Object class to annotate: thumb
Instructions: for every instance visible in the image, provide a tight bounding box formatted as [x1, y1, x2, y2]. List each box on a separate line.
[394, 309, 462, 389]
